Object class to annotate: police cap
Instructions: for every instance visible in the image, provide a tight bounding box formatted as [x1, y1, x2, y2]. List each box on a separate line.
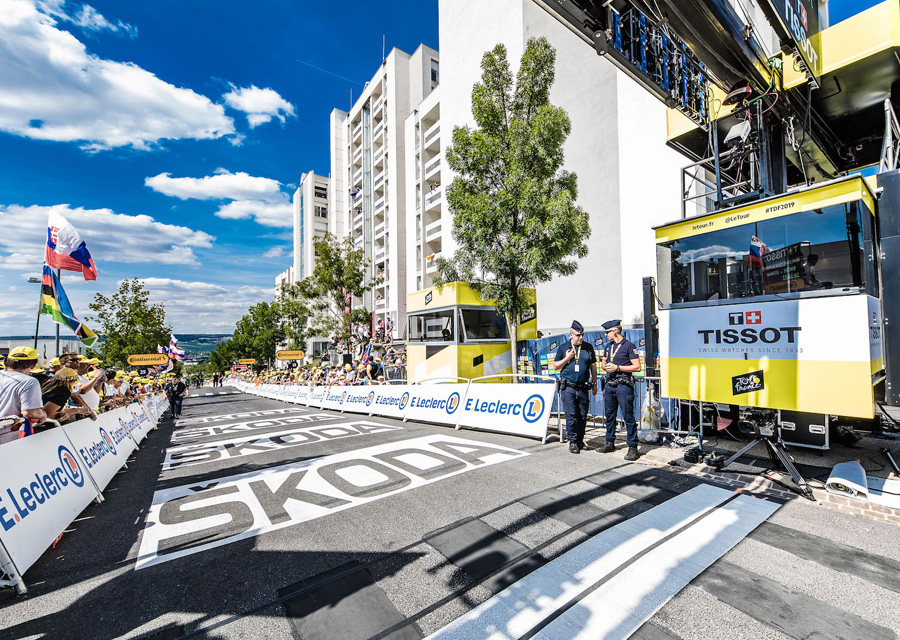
[601, 319, 622, 332]
[570, 320, 584, 333]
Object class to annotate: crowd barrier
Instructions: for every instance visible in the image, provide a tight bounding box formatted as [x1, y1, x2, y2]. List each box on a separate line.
[236, 380, 559, 441]
[0, 394, 167, 594]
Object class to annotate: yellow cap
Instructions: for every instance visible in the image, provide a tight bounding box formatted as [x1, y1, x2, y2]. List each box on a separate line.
[50, 358, 61, 366]
[30, 366, 45, 374]
[8, 346, 38, 360]
[56, 367, 79, 388]
[89, 357, 101, 364]
[78, 355, 89, 362]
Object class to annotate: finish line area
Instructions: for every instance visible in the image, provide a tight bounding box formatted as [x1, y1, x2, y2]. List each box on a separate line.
[1, 388, 898, 639]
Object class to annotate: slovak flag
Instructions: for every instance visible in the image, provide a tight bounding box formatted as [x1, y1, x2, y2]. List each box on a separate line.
[45, 211, 98, 280]
[168, 336, 185, 361]
[749, 235, 768, 268]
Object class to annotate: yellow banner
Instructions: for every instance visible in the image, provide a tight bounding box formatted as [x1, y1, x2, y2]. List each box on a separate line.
[275, 350, 305, 361]
[655, 177, 875, 243]
[126, 354, 169, 366]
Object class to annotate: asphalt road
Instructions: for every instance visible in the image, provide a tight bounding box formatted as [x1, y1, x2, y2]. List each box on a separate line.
[1, 387, 898, 639]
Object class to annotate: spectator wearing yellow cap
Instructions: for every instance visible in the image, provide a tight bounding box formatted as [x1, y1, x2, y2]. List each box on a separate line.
[74, 355, 103, 414]
[41, 368, 93, 423]
[0, 346, 47, 443]
[49, 357, 62, 374]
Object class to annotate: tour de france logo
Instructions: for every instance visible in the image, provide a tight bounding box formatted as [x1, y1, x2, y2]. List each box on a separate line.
[58, 445, 85, 487]
[399, 392, 410, 411]
[446, 392, 461, 414]
[100, 427, 116, 456]
[523, 394, 545, 423]
[366, 391, 375, 407]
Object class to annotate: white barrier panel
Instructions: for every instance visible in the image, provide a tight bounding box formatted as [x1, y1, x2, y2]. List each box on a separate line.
[294, 386, 310, 405]
[341, 388, 379, 415]
[307, 386, 326, 408]
[403, 384, 469, 426]
[320, 387, 347, 411]
[366, 385, 411, 419]
[111, 407, 144, 444]
[127, 404, 155, 441]
[0, 429, 100, 576]
[457, 384, 555, 439]
[63, 412, 137, 491]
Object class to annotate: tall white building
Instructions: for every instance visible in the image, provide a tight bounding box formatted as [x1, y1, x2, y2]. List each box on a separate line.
[292, 171, 332, 283]
[333, 45, 440, 337]
[435, 0, 686, 333]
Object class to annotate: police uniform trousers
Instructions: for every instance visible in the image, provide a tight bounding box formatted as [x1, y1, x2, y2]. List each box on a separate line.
[562, 385, 590, 444]
[169, 394, 183, 416]
[604, 382, 638, 447]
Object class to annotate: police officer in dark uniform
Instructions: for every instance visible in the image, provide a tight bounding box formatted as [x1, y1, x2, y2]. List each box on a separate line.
[600, 319, 642, 460]
[552, 321, 598, 454]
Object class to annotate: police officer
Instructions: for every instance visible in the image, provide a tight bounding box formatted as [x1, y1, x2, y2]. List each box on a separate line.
[600, 319, 642, 460]
[552, 321, 598, 454]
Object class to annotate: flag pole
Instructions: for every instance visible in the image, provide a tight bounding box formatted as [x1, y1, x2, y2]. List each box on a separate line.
[33, 271, 43, 350]
[55, 269, 61, 357]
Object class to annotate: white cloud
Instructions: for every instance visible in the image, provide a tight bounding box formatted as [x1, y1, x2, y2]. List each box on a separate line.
[215, 200, 292, 228]
[0, 203, 215, 275]
[147, 169, 293, 227]
[0, 0, 235, 150]
[223, 85, 296, 128]
[145, 170, 282, 202]
[37, 1, 137, 36]
[262, 246, 287, 259]
[137, 278, 274, 332]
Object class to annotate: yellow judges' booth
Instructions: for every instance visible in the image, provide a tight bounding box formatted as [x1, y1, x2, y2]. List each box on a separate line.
[406, 282, 537, 382]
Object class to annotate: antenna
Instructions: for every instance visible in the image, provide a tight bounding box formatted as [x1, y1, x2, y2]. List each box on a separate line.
[382, 34, 385, 61]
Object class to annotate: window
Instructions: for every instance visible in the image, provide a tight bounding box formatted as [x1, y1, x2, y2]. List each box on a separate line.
[430, 59, 439, 85]
[460, 308, 509, 341]
[314, 186, 328, 199]
[315, 206, 328, 218]
[407, 309, 455, 343]
[656, 200, 876, 306]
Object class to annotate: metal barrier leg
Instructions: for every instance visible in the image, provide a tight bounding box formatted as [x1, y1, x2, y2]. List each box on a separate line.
[0, 538, 26, 594]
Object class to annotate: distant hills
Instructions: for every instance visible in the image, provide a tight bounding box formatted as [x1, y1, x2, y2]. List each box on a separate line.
[0, 334, 230, 358]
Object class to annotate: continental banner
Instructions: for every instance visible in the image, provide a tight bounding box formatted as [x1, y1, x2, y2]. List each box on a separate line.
[660, 294, 882, 418]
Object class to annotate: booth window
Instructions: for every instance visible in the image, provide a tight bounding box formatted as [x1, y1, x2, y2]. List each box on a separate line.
[460, 308, 509, 341]
[657, 200, 876, 306]
[407, 310, 455, 343]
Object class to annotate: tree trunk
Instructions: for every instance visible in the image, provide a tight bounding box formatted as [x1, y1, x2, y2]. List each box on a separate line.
[510, 318, 519, 384]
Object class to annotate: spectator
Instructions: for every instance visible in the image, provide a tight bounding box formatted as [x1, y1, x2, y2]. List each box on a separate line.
[165, 375, 187, 418]
[75, 355, 103, 414]
[0, 346, 47, 444]
[41, 368, 93, 423]
[49, 357, 62, 374]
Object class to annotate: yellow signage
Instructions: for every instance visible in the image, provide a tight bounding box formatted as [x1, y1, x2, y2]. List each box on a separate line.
[275, 350, 305, 361]
[655, 176, 875, 243]
[126, 354, 169, 366]
[238, 358, 257, 365]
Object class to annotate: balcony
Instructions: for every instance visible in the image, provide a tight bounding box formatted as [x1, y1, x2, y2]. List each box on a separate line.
[374, 173, 384, 189]
[425, 219, 441, 241]
[352, 168, 363, 186]
[424, 155, 441, 177]
[352, 147, 362, 164]
[373, 95, 383, 113]
[375, 245, 386, 261]
[374, 195, 385, 211]
[374, 220, 385, 237]
[353, 212, 363, 228]
[423, 122, 440, 147]
[373, 120, 384, 139]
[425, 252, 441, 274]
[351, 190, 362, 205]
[375, 297, 387, 310]
[425, 187, 442, 210]
[374, 145, 384, 163]
[352, 123, 362, 141]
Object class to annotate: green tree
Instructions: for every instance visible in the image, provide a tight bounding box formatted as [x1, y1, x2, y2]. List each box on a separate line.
[231, 301, 284, 366]
[298, 233, 381, 352]
[276, 281, 313, 351]
[87, 278, 171, 368]
[434, 37, 590, 378]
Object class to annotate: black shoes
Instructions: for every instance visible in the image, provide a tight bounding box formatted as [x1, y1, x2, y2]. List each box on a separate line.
[624, 446, 640, 461]
[577, 441, 587, 451]
[569, 441, 580, 454]
[602, 442, 616, 453]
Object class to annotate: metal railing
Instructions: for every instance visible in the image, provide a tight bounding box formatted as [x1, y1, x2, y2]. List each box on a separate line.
[880, 98, 900, 173]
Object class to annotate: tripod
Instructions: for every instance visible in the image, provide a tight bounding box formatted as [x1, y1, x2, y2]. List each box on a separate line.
[716, 427, 815, 501]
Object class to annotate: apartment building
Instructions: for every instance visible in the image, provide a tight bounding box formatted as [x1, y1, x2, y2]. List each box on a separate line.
[333, 45, 439, 338]
[404, 85, 444, 294]
[292, 171, 332, 283]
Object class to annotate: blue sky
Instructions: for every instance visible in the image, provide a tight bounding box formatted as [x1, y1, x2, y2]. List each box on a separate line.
[0, 0, 438, 335]
[0, 0, 877, 336]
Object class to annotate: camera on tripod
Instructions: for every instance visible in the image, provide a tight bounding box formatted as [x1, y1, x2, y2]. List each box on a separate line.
[737, 409, 777, 439]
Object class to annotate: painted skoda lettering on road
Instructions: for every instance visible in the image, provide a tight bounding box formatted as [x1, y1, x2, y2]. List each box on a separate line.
[0, 445, 86, 531]
[175, 408, 309, 427]
[170, 413, 336, 442]
[162, 422, 401, 470]
[136, 435, 527, 569]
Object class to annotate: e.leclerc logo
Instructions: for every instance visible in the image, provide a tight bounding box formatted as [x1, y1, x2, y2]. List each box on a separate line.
[58, 445, 85, 487]
[341, 391, 348, 405]
[398, 392, 410, 411]
[464, 393, 546, 423]
[446, 392, 461, 414]
[101, 428, 117, 456]
[366, 391, 375, 407]
[0, 445, 88, 531]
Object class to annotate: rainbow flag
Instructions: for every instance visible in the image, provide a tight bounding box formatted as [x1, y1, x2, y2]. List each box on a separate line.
[40, 266, 98, 347]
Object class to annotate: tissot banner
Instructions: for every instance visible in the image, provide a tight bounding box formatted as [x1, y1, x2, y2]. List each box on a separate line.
[661, 294, 880, 417]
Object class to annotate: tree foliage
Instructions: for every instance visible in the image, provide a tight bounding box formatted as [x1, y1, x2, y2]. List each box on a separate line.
[435, 37, 590, 374]
[87, 278, 171, 368]
[297, 233, 381, 350]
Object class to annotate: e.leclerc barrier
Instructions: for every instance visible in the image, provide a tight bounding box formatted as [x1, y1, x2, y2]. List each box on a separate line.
[235, 381, 556, 440]
[0, 394, 167, 594]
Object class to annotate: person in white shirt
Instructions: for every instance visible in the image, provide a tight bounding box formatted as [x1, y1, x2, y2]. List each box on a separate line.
[74, 355, 102, 414]
[0, 346, 47, 444]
